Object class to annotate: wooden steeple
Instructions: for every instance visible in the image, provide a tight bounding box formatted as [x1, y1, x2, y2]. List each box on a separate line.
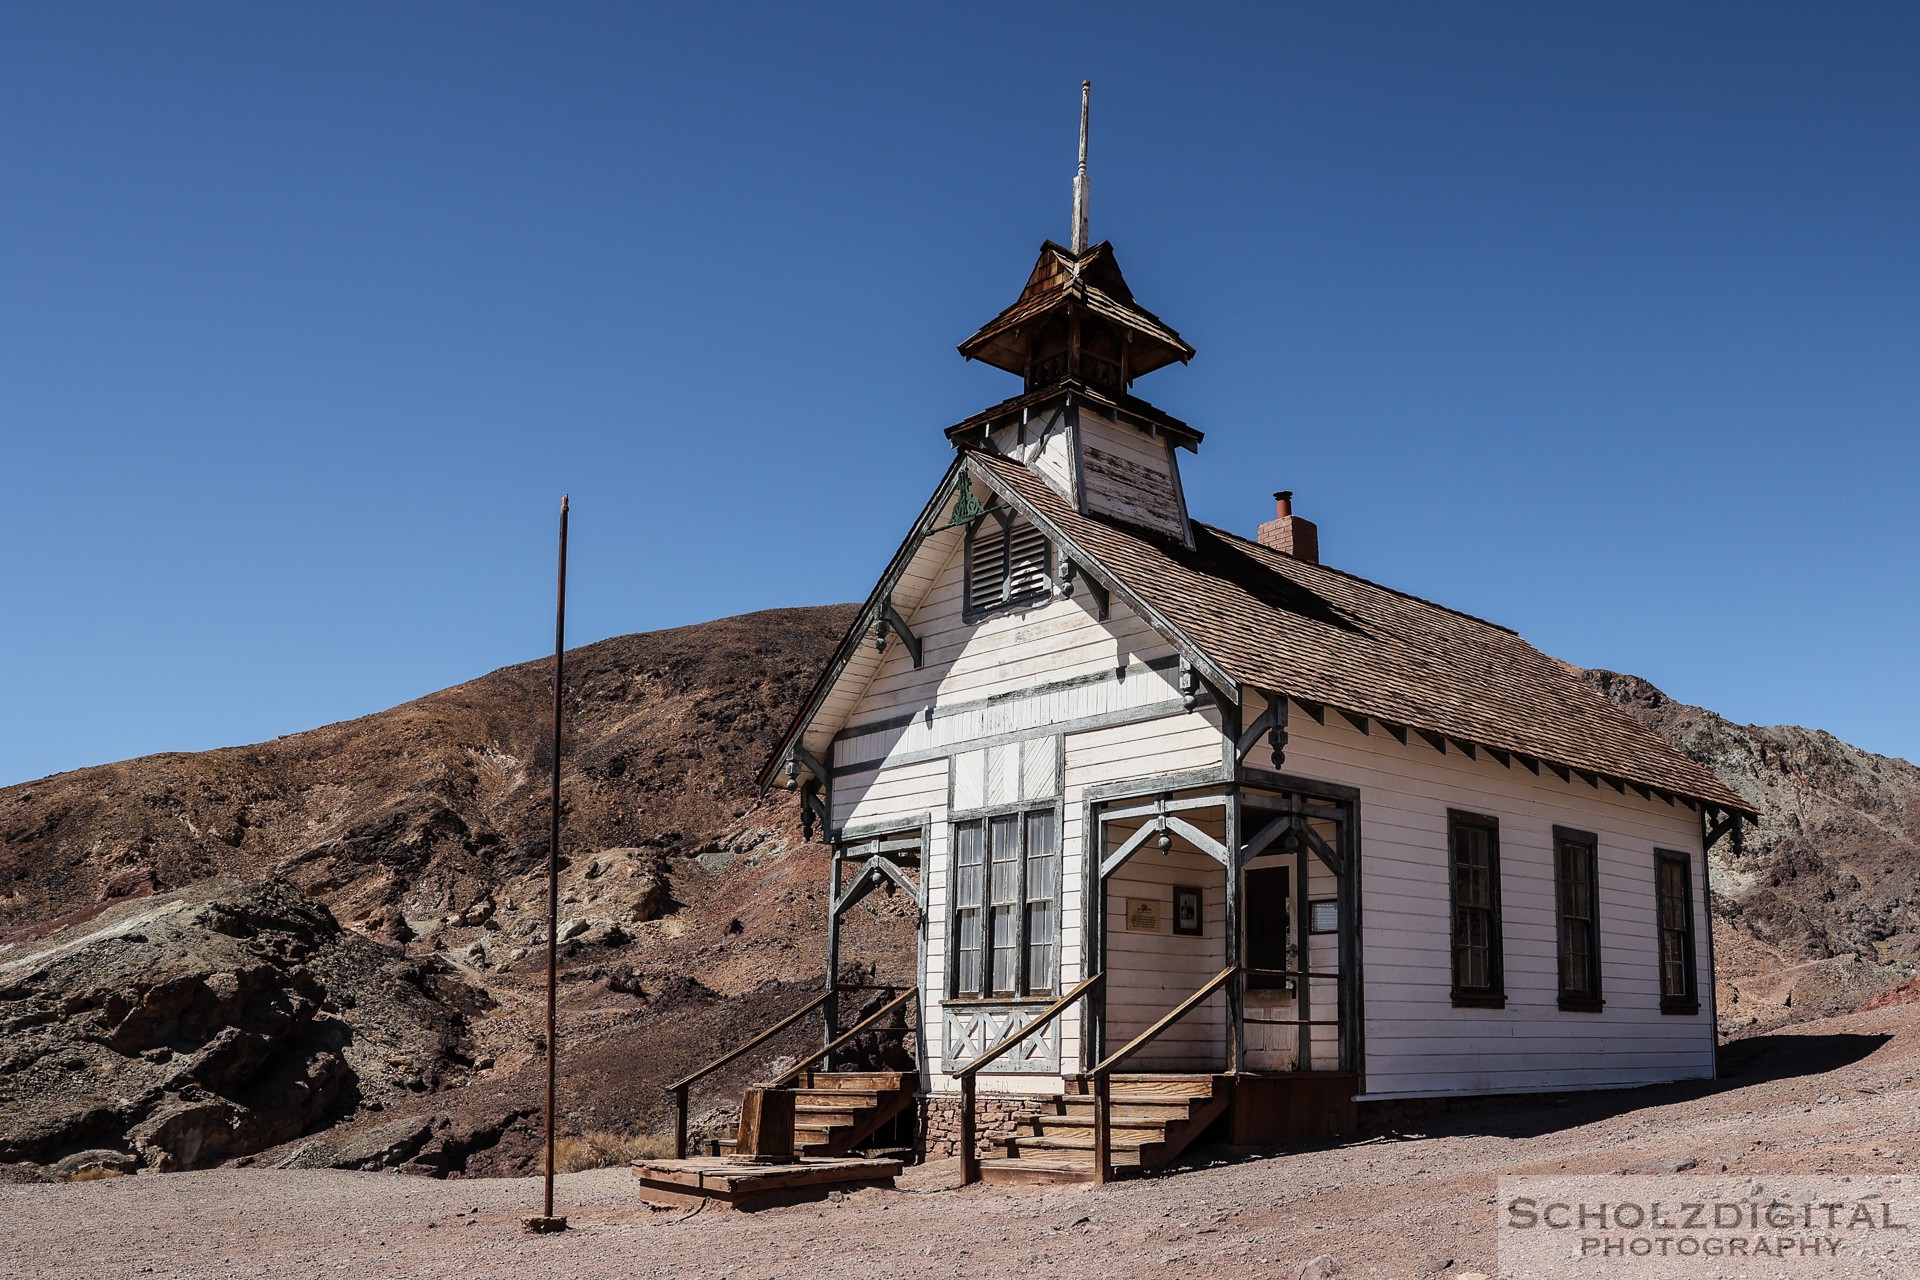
[957, 83, 1195, 397]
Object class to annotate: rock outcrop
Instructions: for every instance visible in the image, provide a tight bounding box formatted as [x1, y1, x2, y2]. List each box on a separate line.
[0, 877, 482, 1172]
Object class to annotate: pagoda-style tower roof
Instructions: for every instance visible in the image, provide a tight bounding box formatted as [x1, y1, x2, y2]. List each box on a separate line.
[957, 240, 1195, 392]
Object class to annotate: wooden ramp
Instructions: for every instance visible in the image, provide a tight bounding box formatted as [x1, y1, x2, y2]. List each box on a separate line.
[632, 1154, 902, 1211]
[978, 1074, 1231, 1185]
[718, 1070, 916, 1158]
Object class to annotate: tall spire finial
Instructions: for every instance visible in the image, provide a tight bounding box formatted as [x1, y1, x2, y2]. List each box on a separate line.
[1071, 80, 1091, 255]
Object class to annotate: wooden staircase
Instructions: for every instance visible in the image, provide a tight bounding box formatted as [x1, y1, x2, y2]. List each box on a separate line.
[979, 1074, 1231, 1185]
[719, 1071, 917, 1158]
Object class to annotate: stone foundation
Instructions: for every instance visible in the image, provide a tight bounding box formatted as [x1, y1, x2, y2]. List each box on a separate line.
[917, 1091, 1052, 1159]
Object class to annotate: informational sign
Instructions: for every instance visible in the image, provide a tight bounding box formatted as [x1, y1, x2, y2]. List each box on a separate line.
[1125, 897, 1161, 932]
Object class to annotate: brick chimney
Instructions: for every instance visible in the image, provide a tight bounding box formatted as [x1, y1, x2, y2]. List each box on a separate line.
[1257, 490, 1319, 563]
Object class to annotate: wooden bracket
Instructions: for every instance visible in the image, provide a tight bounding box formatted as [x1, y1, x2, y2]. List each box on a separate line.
[794, 745, 831, 789]
[1703, 810, 1739, 852]
[1056, 554, 1110, 620]
[1236, 694, 1288, 769]
[878, 597, 922, 668]
[799, 782, 831, 843]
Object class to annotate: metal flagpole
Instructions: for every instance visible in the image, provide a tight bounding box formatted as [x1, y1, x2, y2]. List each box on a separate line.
[527, 495, 570, 1235]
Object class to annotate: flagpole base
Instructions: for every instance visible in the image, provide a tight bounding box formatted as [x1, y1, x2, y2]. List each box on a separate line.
[522, 1216, 569, 1234]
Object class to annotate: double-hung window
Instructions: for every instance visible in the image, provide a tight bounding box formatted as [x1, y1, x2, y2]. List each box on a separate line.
[1655, 849, 1699, 1014]
[964, 511, 1051, 617]
[1447, 811, 1504, 1007]
[951, 809, 1058, 998]
[1554, 827, 1604, 1010]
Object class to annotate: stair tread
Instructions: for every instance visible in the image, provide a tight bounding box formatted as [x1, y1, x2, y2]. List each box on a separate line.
[1008, 1134, 1157, 1154]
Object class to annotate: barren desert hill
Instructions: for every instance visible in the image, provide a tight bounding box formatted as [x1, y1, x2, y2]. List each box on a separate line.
[2, 603, 1916, 1180]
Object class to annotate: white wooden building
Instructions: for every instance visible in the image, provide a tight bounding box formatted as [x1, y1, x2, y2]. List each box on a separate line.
[752, 99, 1754, 1183]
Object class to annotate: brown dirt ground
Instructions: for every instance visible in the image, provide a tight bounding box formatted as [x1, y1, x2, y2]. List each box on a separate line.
[6, 1000, 1917, 1280]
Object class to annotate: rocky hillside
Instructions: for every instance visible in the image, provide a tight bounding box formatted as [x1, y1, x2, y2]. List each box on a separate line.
[0, 604, 919, 1179]
[1585, 669, 1920, 1031]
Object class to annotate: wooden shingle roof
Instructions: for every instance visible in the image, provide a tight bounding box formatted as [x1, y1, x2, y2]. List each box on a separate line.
[970, 450, 1751, 815]
[958, 241, 1195, 379]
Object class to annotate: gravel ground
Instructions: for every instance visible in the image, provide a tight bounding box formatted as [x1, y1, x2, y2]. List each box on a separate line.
[4, 1002, 1916, 1280]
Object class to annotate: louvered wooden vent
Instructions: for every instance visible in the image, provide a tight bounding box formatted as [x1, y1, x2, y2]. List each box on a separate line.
[966, 514, 1052, 615]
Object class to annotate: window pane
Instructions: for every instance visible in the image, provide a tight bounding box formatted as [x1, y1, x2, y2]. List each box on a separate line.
[956, 908, 982, 996]
[989, 905, 1018, 993]
[1024, 811, 1058, 994]
[954, 821, 985, 996]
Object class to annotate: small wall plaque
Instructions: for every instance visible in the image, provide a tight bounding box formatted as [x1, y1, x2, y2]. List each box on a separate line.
[1308, 898, 1339, 934]
[1124, 897, 1161, 932]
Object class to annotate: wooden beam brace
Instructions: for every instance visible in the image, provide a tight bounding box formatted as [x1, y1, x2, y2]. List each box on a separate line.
[1603, 775, 1627, 795]
[1098, 819, 1166, 881]
[1239, 813, 1292, 864]
[1297, 821, 1343, 877]
[1703, 811, 1737, 851]
[866, 856, 925, 915]
[1163, 814, 1230, 865]
[879, 597, 922, 668]
[1629, 782, 1653, 801]
[1059, 554, 1110, 620]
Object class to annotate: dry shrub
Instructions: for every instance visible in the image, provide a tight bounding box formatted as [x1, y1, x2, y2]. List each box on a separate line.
[552, 1129, 673, 1172]
[57, 1166, 130, 1183]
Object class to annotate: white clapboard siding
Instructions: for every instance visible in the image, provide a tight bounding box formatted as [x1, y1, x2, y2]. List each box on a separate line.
[1249, 692, 1716, 1098]
[1077, 412, 1187, 540]
[1103, 844, 1228, 1071]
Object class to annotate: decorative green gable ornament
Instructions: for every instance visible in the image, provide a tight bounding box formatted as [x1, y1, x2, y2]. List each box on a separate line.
[944, 469, 991, 528]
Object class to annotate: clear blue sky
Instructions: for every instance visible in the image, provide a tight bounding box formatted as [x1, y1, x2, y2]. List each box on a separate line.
[3, 3, 1916, 788]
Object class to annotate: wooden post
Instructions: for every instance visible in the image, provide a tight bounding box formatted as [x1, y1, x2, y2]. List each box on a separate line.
[1092, 1071, 1112, 1184]
[736, 1086, 796, 1163]
[672, 1083, 689, 1160]
[1295, 831, 1312, 1070]
[959, 1074, 979, 1184]
[824, 847, 842, 1064]
[1224, 787, 1244, 1075]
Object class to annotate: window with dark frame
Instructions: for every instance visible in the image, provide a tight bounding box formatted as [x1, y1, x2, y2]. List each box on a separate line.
[1554, 827, 1604, 1010]
[1655, 849, 1699, 1014]
[964, 511, 1051, 617]
[951, 809, 1059, 998]
[1448, 811, 1504, 1007]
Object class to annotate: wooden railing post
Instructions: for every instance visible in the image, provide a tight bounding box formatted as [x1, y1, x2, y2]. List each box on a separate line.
[1092, 1070, 1112, 1185]
[959, 1073, 978, 1185]
[672, 1083, 689, 1160]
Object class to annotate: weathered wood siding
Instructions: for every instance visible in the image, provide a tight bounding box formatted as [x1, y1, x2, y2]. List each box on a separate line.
[1075, 410, 1188, 541]
[987, 405, 1076, 506]
[1244, 693, 1717, 1098]
[826, 524, 1210, 1095]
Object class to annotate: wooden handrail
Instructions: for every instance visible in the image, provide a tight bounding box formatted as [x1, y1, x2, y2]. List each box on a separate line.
[1089, 965, 1237, 1077]
[767, 985, 918, 1089]
[955, 972, 1103, 1185]
[1088, 965, 1237, 1185]
[664, 990, 832, 1093]
[661, 990, 830, 1158]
